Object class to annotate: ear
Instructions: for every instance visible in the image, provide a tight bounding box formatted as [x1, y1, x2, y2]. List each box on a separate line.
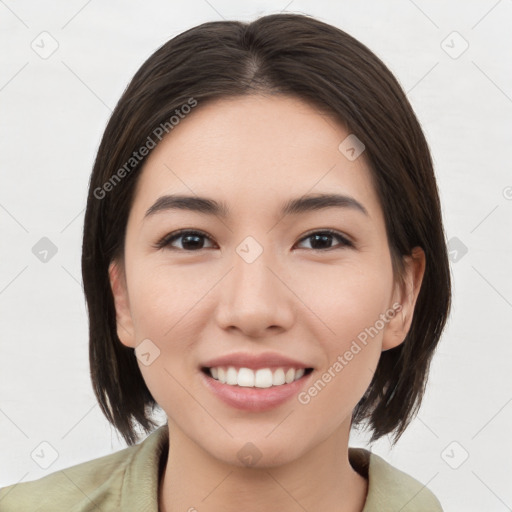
[382, 247, 426, 351]
[108, 259, 136, 348]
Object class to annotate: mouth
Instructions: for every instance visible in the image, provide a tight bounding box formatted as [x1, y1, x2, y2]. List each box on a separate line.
[199, 365, 314, 412]
[200, 366, 314, 388]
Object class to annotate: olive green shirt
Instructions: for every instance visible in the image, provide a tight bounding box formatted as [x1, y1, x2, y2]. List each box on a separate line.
[0, 426, 443, 511]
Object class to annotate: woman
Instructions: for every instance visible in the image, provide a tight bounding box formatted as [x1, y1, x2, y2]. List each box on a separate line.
[0, 12, 450, 511]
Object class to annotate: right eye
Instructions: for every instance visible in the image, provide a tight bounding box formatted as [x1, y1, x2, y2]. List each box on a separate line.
[154, 229, 217, 251]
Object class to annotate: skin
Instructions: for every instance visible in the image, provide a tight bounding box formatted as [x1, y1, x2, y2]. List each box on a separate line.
[109, 94, 425, 512]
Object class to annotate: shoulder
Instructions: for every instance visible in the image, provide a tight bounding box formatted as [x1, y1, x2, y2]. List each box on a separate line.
[0, 443, 136, 511]
[349, 447, 444, 512]
[0, 426, 168, 512]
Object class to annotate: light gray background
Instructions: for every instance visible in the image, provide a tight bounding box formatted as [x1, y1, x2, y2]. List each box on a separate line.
[1, 1, 511, 511]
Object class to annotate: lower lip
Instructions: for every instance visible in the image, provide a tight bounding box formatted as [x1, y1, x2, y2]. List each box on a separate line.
[200, 370, 313, 412]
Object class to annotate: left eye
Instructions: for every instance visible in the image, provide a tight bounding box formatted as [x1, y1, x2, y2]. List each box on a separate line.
[295, 230, 353, 251]
[155, 229, 352, 252]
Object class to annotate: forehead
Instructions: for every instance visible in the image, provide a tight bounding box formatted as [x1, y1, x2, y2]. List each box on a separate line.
[130, 94, 382, 222]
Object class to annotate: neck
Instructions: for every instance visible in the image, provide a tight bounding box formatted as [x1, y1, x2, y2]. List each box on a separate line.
[158, 419, 368, 512]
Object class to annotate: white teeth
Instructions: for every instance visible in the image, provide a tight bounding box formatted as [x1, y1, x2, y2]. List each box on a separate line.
[226, 367, 238, 385]
[237, 367, 254, 387]
[207, 366, 308, 388]
[295, 368, 305, 380]
[272, 368, 285, 386]
[254, 369, 273, 388]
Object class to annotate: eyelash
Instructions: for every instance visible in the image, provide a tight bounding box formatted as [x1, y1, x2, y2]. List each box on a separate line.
[154, 228, 354, 252]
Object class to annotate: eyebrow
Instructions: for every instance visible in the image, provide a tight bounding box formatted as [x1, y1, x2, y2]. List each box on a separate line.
[144, 193, 369, 220]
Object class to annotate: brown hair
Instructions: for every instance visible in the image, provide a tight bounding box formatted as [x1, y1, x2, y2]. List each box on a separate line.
[82, 13, 451, 446]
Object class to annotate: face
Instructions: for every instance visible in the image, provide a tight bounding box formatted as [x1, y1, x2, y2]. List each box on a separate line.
[109, 94, 424, 468]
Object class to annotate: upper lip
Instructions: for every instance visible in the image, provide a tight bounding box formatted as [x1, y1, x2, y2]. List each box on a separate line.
[201, 352, 313, 370]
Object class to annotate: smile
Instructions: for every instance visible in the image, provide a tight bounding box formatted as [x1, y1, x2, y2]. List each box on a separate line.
[200, 366, 314, 412]
[203, 366, 313, 388]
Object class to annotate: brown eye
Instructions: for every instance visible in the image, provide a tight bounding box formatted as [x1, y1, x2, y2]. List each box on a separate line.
[296, 230, 353, 251]
[155, 230, 216, 251]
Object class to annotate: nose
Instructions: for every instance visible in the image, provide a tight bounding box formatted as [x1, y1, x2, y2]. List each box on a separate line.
[214, 244, 295, 337]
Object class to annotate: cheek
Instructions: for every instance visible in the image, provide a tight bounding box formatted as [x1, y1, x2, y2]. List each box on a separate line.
[127, 262, 204, 420]
[297, 262, 392, 400]
[294, 282, 388, 436]
[127, 250, 393, 359]
[300, 260, 393, 343]
[127, 260, 212, 339]
[125, 259, 215, 406]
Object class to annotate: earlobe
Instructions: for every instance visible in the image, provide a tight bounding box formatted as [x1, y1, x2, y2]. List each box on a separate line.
[382, 247, 426, 351]
[108, 260, 136, 348]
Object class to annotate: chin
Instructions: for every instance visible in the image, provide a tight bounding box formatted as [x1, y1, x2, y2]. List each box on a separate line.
[205, 436, 305, 470]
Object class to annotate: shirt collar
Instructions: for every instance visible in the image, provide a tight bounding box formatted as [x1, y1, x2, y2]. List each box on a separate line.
[120, 425, 427, 512]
